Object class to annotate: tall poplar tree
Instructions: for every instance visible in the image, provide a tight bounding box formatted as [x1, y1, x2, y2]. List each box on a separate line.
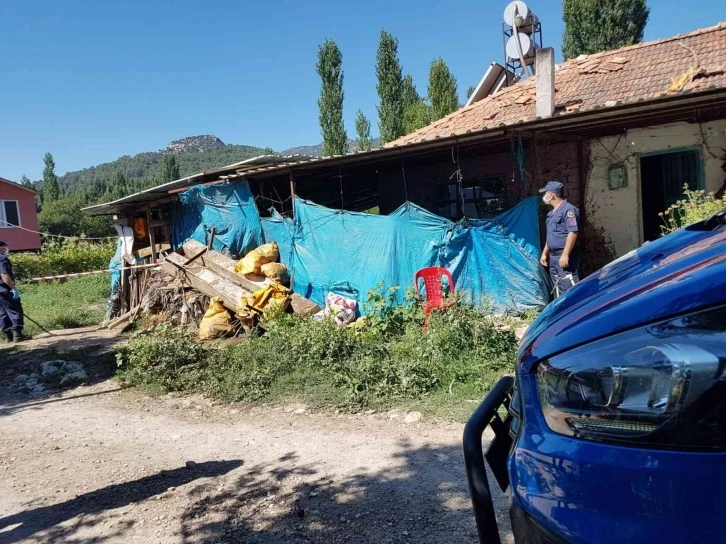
[354, 110, 373, 152]
[562, 0, 650, 60]
[316, 39, 347, 156]
[376, 30, 405, 144]
[43, 152, 60, 203]
[428, 58, 459, 122]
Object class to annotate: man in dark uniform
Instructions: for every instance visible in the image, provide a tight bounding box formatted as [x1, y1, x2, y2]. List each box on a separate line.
[0, 241, 30, 342]
[538, 182, 582, 296]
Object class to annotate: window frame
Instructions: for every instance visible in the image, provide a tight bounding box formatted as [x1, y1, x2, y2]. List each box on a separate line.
[0, 200, 21, 228]
[436, 175, 506, 220]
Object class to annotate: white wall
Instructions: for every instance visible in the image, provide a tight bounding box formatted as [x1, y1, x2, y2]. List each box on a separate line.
[586, 120, 726, 258]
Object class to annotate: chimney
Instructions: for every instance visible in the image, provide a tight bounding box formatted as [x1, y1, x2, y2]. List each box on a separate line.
[536, 47, 555, 118]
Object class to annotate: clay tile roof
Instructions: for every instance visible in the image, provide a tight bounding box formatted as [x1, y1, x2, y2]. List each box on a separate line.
[387, 23, 726, 147]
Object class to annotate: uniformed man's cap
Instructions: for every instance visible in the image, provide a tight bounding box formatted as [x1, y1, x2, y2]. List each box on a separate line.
[538, 181, 564, 193]
[0, 241, 7, 247]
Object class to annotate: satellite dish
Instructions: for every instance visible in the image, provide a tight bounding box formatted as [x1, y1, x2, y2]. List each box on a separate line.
[506, 33, 537, 64]
[503, 1, 539, 34]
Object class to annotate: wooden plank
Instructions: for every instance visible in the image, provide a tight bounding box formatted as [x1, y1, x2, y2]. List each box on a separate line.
[181, 239, 321, 317]
[135, 243, 171, 259]
[207, 227, 216, 250]
[162, 252, 245, 312]
[183, 247, 208, 266]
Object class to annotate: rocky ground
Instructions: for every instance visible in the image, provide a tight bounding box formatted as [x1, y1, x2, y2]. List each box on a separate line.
[0, 328, 512, 544]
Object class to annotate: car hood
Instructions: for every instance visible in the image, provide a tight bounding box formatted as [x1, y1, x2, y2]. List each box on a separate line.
[518, 213, 726, 373]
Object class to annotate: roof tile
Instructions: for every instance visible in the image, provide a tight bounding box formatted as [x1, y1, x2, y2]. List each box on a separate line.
[387, 23, 726, 147]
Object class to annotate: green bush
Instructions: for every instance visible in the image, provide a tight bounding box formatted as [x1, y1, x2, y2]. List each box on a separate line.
[660, 187, 726, 235]
[116, 324, 209, 390]
[116, 285, 519, 410]
[13, 239, 116, 281]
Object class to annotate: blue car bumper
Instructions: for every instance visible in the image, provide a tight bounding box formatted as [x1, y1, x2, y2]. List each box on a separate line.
[464, 375, 726, 544]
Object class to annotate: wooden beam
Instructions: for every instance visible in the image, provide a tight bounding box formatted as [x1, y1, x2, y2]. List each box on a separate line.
[181, 239, 321, 317]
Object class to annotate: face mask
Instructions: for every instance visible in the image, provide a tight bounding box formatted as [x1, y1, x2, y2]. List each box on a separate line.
[542, 193, 554, 205]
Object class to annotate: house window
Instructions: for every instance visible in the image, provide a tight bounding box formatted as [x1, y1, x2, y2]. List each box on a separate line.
[436, 176, 506, 220]
[640, 149, 703, 242]
[0, 200, 21, 228]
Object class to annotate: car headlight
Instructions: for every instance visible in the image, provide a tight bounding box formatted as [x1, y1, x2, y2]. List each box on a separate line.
[536, 305, 726, 449]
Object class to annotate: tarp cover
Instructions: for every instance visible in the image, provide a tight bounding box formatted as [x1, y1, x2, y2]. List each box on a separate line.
[172, 181, 263, 256]
[261, 196, 549, 312]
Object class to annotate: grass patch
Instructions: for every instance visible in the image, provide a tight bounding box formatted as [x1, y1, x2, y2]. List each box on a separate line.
[18, 275, 110, 335]
[117, 286, 525, 420]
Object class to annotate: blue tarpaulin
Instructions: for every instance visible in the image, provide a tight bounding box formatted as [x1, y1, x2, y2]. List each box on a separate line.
[172, 181, 263, 256]
[170, 180, 550, 312]
[260, 196, 549, 312]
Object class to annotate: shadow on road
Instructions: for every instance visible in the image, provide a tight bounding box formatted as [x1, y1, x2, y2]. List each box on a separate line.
[0, 460, 244, 544]
[175, 440, 508, 544]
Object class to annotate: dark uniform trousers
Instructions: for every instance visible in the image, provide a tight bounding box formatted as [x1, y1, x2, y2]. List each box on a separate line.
[548, 250, 581, 296]
[0, 289, 24, 332]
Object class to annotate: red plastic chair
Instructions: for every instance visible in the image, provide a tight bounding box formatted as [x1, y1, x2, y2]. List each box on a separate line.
[414, 267, 455, 331]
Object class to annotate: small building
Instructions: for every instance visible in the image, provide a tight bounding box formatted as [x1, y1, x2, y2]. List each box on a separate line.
[85, 23, 726, 279]
[0, 177, 41, 251]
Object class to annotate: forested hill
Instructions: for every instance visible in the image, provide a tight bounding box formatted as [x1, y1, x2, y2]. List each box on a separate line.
[58, 135, 273, 196]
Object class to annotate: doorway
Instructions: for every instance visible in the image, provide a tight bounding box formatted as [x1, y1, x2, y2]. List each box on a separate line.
[640, 149, 703, 242]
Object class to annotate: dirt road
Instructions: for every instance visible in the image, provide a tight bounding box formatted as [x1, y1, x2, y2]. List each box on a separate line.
[0, 331, 512, 544]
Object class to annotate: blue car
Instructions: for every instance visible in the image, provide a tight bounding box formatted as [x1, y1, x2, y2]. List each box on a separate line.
[464, 210, 726, 544]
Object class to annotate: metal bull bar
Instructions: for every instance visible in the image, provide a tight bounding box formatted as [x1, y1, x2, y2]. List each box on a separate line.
[462, 375, 516, 544]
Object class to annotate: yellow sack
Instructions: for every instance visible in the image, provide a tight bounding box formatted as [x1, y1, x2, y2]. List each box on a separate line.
[233, 243, 280, 275]
[260, 262, 289, 283]
[256, 242, 279, 262]
[234, 251, 268, 275]
[239, 283, 290, 313]
[199, 297, 235, 340]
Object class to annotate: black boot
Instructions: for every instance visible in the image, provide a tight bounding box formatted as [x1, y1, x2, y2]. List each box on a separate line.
[2, 329, 12, 343]
[12, 329, 31, 342]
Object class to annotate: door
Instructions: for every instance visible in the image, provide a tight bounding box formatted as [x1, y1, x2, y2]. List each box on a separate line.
[640, 149, 702, 242]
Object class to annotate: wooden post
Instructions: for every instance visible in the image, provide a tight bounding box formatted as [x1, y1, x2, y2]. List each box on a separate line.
[289, 170, 296, 216]
[146, 204, 158, 264]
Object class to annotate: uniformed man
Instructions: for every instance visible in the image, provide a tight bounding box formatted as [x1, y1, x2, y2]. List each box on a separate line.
[0, 241, 30, 342]
[538, 182, 582, 296]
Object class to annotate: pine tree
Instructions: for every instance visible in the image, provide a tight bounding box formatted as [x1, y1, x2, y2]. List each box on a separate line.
[376, 30, 405, 144]
[316, 39, 348, 156]
[428, 58, 459, 122]
[43, 152, 60, 203]
[112, 171, 128, 200]
[162, 154, 181, 183]
[466, 85, 476, 100]
[354, 110, 373, 152]
[562, 0, 650, 60]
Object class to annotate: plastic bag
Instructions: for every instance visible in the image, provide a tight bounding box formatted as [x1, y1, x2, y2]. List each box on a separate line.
[313, 293, 357, 326]
[260, 262, 289, 283]
[199, 297, 235, 340]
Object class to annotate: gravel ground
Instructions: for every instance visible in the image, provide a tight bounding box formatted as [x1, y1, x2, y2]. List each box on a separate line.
[0, 329, 512, 544]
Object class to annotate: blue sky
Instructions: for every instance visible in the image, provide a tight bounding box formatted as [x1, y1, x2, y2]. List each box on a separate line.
[0, 1, 723, 180]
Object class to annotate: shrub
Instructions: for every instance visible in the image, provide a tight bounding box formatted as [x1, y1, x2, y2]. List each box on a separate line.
[116, 324, 210, 390]
[659, 187, 726, 235]
[13, 239, 117, 281]
[116, 285, 519, 410]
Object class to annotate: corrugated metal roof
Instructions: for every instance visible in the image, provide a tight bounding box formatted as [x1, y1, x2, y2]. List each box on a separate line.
[82, 154, 314, 215]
